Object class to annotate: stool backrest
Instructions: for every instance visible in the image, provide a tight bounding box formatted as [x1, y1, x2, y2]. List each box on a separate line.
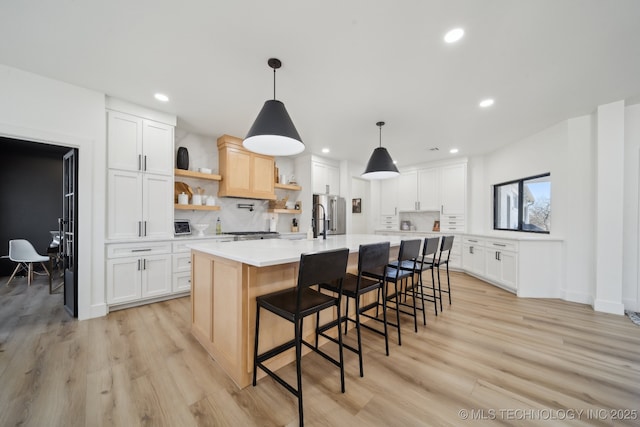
[398, 239, 422, 263]
[438, 235, 455, 263]
[297, 248, 350, 290]
[358, 242, 390, 278]
[422, 237, 440, 258]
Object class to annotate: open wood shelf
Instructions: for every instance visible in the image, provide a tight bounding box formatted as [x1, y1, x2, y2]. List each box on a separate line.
[175, 204, 221, 211]
[274, 183, 302, 191]
[267, 209, 302, 214]
[175, 169, 222, 181]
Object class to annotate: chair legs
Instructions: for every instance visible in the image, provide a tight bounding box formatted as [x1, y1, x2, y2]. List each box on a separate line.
[254, 303, 345, 427]
[5, 262, 50, 287]
[6, 263, 22, 287]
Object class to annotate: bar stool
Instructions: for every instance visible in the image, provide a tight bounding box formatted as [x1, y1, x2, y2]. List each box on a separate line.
[384, 239, 422, 342]
[318, 241, 390, 377]
[392, 237, 441, 324]
[252, 247, 350, 427]
[432, 235, 454, 310]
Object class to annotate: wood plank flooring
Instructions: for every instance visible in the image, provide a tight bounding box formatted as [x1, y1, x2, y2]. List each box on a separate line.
[1, 272, 639, 426]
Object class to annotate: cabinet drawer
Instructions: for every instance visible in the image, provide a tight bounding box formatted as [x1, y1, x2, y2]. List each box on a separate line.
[486, 239, 518, 252]
[172, 272, 191, 293]
[107, 242, 171, 258]
[463, 236, 485, 246]
[173, 253, 192, 272]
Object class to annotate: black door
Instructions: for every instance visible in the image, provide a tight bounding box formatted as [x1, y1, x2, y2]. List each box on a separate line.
[62, 148, 78, 317]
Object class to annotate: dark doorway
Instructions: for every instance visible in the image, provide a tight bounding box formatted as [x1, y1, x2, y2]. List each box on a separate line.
[0, 137, 78, 317]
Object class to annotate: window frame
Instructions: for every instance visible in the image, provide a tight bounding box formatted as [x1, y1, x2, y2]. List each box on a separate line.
[493, 173, 550, 234]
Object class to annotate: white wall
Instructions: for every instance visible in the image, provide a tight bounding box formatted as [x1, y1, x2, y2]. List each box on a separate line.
[594, 101, 625, 314]
[623, 104, 640, 311]
[0, 64, 107, 320]
[468, 99, 640, 314]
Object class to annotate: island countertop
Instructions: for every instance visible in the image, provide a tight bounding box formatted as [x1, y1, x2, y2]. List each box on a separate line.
[186, 233, 405, 267]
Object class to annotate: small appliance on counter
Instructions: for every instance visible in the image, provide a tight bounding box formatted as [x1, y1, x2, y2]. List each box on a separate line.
[174, 219, 191, 236]
[401, 220, 411, 231]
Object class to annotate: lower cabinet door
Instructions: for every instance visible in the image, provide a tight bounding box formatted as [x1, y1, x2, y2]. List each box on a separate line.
[141, 254, 172, 298]
[107, 257, 143, 304]
[499, 251, 518, 290]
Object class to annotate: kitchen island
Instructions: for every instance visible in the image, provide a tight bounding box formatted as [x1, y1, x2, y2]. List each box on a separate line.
[187, 234, 403, 389]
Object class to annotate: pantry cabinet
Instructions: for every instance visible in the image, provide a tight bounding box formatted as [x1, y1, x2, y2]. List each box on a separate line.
[107, 170, 173, 239]
[107, 110, 174, 176]
[106, 109, 174, 240]
[217, 134, 276, 200]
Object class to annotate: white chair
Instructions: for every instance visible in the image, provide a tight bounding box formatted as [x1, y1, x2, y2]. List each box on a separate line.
[6, 239, 50, 287]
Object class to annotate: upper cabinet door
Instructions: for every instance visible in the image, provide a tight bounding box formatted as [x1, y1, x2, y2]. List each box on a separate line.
[312, 161, 340, 195]
[397, 171, 418, 211]
[417, 167, 440, 211]
[142, 120, 174, 176]
[440, 163, 466, 215]
[108, 111, 143, 172]
[379, 176, 399, 216]
[251, 155, 276, 199]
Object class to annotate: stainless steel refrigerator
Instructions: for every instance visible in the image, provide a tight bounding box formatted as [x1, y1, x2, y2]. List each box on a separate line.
[312, 194, 346, 237]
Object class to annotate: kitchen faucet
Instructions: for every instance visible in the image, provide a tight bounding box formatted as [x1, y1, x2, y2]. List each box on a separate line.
[312, 203, 327, 240]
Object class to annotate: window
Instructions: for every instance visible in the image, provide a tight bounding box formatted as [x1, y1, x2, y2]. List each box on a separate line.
[493, 173, 550, 233]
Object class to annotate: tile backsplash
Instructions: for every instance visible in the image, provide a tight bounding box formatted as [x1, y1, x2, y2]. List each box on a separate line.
[398, 211, 440, 232]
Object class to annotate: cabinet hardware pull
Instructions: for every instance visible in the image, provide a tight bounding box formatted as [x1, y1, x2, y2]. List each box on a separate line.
[144, 221, 147, 236]
[493, 243, 506, 247]
[132, 248, 152, 252]
[470, 246, 474, 254]
[138, 221, 142, 237]
[144, 155, 147, 171]
[143, 259, 147, 270]
[137, 259, 141, 271]
[469, 239, 477, 242]
[138, 154, 142, 171]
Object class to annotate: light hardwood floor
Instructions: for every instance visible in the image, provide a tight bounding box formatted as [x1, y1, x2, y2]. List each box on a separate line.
[1, 272, 639, 426]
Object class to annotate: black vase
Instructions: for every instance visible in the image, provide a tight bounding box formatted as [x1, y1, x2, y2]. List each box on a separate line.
[176, 147, 189, 170]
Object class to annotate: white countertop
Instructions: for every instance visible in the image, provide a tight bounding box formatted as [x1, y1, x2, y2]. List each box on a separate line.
[187, 234, 404, 267]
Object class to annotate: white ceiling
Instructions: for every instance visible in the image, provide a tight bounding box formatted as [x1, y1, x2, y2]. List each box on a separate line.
[2, 0, 640, 168]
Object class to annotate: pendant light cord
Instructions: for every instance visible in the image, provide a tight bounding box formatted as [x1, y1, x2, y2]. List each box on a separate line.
[273, 68, 276, 100]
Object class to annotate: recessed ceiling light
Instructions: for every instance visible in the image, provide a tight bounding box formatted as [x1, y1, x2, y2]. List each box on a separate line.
[322, 148, 330, 154]
[479, 98, 494, 108]
[154, 93, 169, 102]
[450, 148, 459, 154]
[444, 28, 464, 43]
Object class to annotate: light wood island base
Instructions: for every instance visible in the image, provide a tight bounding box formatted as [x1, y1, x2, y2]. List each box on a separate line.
[190, 246, 399, 389]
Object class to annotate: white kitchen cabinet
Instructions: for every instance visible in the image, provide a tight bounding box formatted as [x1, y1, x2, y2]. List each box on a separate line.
[440, 163, 466, 215]
[417, 167, 439, 211]
[440, 214, 465, 233]
[107, 170, 173, 239]
[462, 236, 486, 276]
[379, 177, 399, 216]
[312, 160, 340, 195]
[107, 110, 174, 176]
[106, 243, 172, 305]
[467, 237, 518, 292]
[398, 171, 418, 211]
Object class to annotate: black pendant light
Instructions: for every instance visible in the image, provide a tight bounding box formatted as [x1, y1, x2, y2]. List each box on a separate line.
[243, 58, 305, 156]
[362, 121, 400, 179]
